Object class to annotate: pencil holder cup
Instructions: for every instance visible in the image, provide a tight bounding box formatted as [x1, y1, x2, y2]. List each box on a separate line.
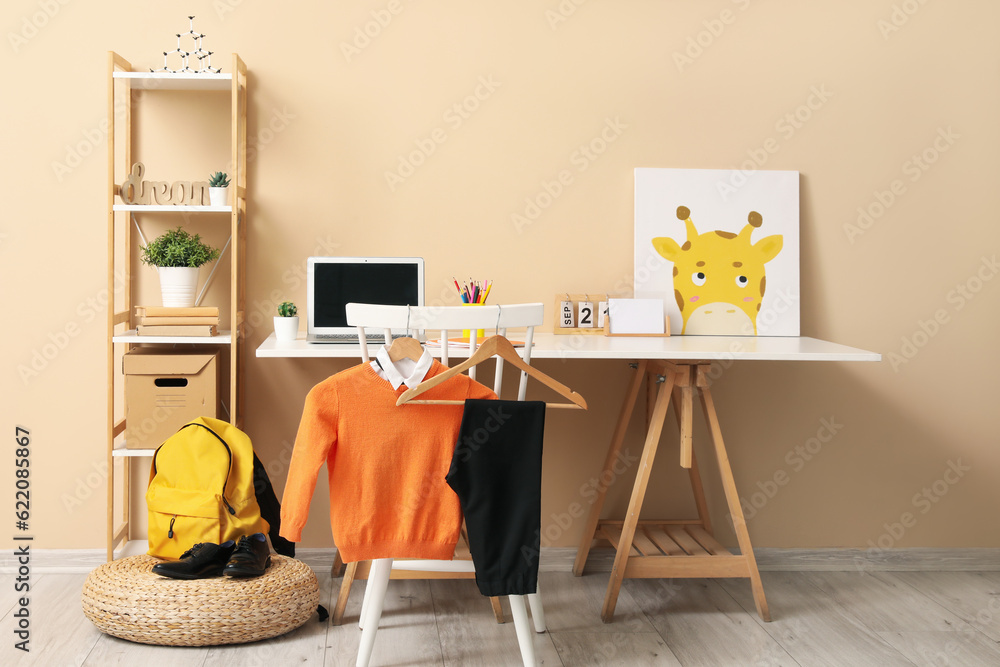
[461, 304, 486, 340]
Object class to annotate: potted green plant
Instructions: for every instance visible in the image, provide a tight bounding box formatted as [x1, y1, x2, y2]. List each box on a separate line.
[140, 227, 221, 307]
[208, 171, 230, 207]
[274, 301, 299, 341]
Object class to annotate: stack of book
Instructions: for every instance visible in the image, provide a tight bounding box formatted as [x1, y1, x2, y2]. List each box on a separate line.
[135, 306, 219, 337]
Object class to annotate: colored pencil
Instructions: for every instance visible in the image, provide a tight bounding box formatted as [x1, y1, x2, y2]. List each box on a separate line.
[454, 278, 492, 304]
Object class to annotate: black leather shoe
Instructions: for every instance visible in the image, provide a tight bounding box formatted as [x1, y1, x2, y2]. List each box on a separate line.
[223, 533, 271, 577]
[152, 540, 236, 580]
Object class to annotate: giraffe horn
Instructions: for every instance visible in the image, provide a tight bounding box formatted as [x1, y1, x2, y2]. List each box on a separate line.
[738, 211, 762, 242]
[676, 206, 698, 241]
[685, 217, 698, 242]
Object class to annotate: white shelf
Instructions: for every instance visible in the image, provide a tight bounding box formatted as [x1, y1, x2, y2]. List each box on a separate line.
[113, 329, 232, 344]
[112, 71, 232, 91]
[112, 446, 155, 458]
[113, 204, 231, 213]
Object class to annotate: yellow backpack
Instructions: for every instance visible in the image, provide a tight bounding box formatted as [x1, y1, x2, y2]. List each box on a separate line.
[146, 417, 268, 560]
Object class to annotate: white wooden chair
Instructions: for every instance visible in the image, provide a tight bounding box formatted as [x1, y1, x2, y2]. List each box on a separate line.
[346, 302, 547, 667]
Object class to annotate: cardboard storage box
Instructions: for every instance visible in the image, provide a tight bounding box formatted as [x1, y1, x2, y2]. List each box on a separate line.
[123, 349, 219, 449]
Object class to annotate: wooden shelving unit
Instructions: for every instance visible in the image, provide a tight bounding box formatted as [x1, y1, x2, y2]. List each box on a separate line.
[105, 51, 247, 561]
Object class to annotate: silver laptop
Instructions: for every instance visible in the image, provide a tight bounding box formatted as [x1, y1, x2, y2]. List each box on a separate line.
[306, 257, 424, 343]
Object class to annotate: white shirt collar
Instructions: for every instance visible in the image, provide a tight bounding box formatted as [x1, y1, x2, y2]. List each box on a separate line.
[371, 345, 433, 390]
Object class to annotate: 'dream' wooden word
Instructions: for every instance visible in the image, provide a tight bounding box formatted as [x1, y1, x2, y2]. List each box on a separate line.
[119, 163, 210, 205]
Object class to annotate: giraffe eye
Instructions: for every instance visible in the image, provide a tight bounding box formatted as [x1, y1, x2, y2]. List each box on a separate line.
[691, 272, 706, 286]
[735, 275, 748, 288]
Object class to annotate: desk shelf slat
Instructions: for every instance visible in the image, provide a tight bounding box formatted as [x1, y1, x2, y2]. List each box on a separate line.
[596, 520, 746, 580]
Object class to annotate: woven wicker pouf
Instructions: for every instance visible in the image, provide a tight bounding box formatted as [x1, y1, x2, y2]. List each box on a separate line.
[81, 554, 319, 646]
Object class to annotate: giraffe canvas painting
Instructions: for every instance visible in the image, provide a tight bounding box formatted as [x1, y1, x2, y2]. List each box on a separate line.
[634, 168, 800, 336]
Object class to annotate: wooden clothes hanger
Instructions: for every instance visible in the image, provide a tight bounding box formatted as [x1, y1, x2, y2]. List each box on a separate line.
[386, 336, 424, 362]
[396, 335, 587, 410]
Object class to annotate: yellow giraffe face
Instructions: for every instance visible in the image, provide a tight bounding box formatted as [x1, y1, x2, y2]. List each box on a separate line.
[652, 206, 783, 335]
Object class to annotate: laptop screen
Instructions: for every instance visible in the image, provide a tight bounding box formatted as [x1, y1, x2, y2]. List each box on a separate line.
[308, 257, 424, 333]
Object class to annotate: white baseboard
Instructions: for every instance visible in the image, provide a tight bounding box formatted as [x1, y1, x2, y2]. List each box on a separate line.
[3, 546, 999, 574]
[561, 547, 1000, 573]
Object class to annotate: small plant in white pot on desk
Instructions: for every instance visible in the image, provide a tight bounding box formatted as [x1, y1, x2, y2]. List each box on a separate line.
[274, 301, 299, 341]
[208, 171, 230, 206]
[140, 227, 221, 307]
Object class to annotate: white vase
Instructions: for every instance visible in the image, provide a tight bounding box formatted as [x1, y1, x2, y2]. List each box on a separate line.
[209, 187, 228, 207]
[274, 316, 299, 341]
[158, 267, 200, 308]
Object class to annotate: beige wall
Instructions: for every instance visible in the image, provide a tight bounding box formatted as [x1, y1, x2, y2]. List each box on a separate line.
[3, 1, 998, 553]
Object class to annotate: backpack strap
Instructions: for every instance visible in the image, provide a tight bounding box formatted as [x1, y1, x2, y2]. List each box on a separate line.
[176, 421, 237, 516]
[252, 452, 295, 557]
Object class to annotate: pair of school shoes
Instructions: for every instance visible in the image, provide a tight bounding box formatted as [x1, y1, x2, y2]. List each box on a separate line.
[152, 533, 271, 580]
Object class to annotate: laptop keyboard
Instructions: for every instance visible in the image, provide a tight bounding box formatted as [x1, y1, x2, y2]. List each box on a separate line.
[309, 333, 406, 343]
[311, 333, 375, 341]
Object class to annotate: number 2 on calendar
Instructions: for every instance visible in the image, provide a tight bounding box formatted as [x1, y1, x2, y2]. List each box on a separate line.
[578, 301, 594, 328]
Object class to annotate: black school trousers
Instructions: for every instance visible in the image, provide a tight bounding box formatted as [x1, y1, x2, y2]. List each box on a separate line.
[446, 399, 545, 597]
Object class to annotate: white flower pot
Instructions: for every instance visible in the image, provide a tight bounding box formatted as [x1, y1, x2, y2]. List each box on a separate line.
[158, 267, 199, 308]
[274, 316, 299, 341]
[209, 187, 228, 207]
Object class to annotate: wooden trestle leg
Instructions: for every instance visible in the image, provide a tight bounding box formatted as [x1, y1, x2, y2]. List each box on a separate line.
[574, 360, 770, 624]
[573, 360, 649, 577]
[668, 381, 713, 537]
[697, 367, 770, 621]
[600, 367, 676, 622]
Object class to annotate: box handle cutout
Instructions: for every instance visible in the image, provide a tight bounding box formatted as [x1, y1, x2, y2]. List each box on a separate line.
[154, 378, 189, 388]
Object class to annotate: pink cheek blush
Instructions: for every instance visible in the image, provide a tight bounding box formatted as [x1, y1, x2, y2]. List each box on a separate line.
[689, 296, 699, 302]
[743, 297, 753, 302]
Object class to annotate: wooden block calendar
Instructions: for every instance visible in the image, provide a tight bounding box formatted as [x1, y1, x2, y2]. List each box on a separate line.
[553, 294, 608, 335]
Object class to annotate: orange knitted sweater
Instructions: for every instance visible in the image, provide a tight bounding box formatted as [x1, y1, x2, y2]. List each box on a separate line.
[279, 360, 495, 562]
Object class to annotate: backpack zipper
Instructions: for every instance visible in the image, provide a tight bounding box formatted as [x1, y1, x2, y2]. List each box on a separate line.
[168, 516, 176, 538]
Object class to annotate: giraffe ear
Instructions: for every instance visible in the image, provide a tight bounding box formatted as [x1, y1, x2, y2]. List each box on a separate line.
[652, 237, 683, 261]
[753, 234, 783, 263]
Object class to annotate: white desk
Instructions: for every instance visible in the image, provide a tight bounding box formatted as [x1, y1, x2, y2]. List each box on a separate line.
[256, 332, 879, 362]
[256, 333, 879, 624]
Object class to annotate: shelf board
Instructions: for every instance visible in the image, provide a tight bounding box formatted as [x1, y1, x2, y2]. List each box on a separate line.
[113, 71, 232, 91]
[113, 204, 231, 213]
[113, 329, 232, 344]
[112, 446, 155, 458]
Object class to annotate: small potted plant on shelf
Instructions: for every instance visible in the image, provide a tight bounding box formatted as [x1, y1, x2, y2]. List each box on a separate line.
[140, 227, 221, 308]
[208, 171, 230, 207]
[274, 301, 299, 341]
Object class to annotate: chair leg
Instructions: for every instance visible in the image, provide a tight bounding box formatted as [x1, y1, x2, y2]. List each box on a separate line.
[526, 590, 546, 633]
[489, 596, 505, 623]
[331, 549, 346, 577]
[332, 561, 358, 626]
[356, 558, 393, 667]
[359, 561, 376, 630]
[508, 595, 536, 666]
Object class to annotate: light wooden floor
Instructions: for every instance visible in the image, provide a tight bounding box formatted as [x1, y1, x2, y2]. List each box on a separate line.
[3, 569, 1000, 666]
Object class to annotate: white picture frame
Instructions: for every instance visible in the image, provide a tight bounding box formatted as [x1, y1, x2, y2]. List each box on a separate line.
[634, 168, 800, 336]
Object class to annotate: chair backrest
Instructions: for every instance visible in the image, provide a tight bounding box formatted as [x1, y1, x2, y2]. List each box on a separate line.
[345, 302, 544, 400]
